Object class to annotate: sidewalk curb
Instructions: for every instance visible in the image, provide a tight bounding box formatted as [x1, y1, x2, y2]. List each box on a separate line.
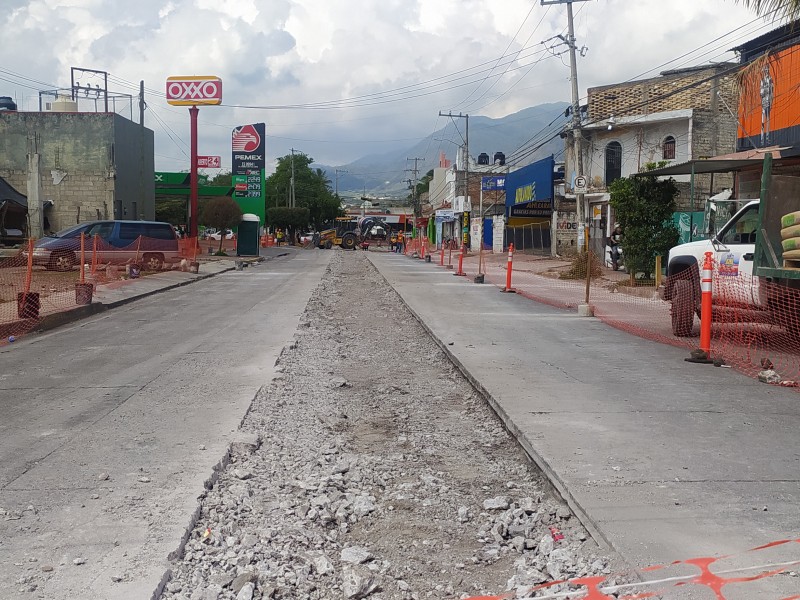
[367, 254, 616, 555]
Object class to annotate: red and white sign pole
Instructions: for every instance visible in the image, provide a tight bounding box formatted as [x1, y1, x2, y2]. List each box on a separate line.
[190, 106, 199, 238]
[166, 76, 222, 239]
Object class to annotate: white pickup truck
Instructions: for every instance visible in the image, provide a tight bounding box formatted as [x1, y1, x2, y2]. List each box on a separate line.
[662, 199, 800, 336]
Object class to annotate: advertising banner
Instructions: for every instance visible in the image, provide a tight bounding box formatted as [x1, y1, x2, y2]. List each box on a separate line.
[505, 156, 554, 219]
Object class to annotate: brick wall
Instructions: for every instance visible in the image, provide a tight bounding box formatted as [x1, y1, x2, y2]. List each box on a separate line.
[588, 64, 739, 122]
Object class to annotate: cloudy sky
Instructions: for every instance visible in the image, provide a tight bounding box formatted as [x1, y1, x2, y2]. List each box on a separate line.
[1, 0, 776, 185]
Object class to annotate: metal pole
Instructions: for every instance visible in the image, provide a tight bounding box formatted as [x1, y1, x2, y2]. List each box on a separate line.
[189, 106, 199, 238]
[567, 1, 585, 249]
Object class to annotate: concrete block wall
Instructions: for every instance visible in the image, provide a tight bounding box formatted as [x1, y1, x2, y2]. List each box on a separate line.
[0, 112, 155, 233]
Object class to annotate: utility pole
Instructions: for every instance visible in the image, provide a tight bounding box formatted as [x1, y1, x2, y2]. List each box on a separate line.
[290, 148, 296, 208]
[335, 169, 348, 196]
[406, 157, 423, 219]
[439, 112, 469, 249]
[541, 0, 589, 249]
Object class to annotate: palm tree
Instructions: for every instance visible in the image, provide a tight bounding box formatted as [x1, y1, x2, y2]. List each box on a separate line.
[736, 0, 800, 21]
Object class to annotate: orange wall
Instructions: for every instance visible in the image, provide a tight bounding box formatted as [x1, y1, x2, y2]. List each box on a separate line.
[739, 44, 800, 146]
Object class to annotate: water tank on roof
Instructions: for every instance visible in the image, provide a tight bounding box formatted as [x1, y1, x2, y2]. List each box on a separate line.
[47, 95, 78, 112]
[0, 96, 17, 111]
[493, 152, 506, 166]
[477, 152, 490, 165]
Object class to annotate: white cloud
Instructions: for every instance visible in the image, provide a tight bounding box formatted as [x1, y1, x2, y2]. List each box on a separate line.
[1, 0, 769, 178]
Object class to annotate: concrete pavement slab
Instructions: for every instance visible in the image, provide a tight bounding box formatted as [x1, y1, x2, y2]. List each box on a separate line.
[0, 251, 331, 599]
[368, 251, 800, 597]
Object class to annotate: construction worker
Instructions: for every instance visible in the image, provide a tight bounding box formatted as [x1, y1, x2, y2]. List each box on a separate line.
[397, 230, 405, 253]
[276, 228, 284, 246]
[390, 232, 397, 252]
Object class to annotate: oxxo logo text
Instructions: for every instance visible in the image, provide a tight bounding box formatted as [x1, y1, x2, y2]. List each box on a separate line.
[166, 76, 222, 106]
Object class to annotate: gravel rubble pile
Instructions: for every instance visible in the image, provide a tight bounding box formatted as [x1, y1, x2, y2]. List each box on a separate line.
[160, 251, 619, 600]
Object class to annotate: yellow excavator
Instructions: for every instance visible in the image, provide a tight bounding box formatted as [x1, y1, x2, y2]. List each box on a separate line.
[317, 216, 387, 250]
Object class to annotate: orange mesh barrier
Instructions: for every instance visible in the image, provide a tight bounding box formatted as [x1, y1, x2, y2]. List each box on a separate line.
[422, 248, 800, 386]
[464, 538, 800, 600]
[1, 235, 199, 345]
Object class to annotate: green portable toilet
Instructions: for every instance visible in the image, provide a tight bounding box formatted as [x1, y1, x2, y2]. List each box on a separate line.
[237, 213, 260, 256]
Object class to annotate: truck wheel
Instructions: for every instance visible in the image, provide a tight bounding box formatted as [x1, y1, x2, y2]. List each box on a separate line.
[671, 279, 696, 337]
[340, 233, 357, 250]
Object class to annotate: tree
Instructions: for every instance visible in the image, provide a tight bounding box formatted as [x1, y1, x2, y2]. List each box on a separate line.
[735, 0, 800, 20]
[609, 169, 680, 278]
[265, 153, 342, 229]
[201, 197, 243, 253]
[208, 170, 232, 187]
[267, 207, 310, 244]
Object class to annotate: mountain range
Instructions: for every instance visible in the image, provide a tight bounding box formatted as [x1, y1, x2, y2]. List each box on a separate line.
[314, 101, 569, 202]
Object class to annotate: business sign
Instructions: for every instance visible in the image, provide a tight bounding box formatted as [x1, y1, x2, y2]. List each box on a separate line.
[435, 209, 456, 223]
[481, 175, 506, 191]
[505, 155, 555, 219]
[166, 76, 222, 106]
[232, 123, 265, 199]
[462, 211, 471, 248]
[197, 155, 221, 169]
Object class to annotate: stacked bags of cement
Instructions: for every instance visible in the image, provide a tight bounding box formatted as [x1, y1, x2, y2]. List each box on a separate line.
[781, 210, 800, 260]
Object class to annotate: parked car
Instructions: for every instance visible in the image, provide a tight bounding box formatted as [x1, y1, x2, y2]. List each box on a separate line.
[27, 220, 181, 271]
[207, 229, 234, 241]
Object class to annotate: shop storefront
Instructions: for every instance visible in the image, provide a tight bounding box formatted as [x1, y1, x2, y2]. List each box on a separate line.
[504, 156, 554, 254]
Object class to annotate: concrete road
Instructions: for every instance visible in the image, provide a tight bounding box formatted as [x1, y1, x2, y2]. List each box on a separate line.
[0, 249, 330, 599]
[369, 252, 800, 599]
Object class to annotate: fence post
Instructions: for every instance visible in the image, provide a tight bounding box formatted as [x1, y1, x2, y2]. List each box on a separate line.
[655, 255, 662, 289]
[80, 232, 86, 284]
[91, 234, 98, 276]
[501, 243, 515, 293]
[700, 251, 713, 355]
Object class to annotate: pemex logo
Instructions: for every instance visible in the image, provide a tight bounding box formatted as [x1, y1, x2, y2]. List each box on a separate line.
[232, 124, 261, 152]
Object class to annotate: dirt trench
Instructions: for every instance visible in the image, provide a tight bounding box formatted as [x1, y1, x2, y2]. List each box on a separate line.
[160, 250, 615, 600]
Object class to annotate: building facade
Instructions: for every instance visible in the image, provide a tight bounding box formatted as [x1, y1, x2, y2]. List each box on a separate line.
[0, 111, 155, 234]
[565, 64, 739, 254]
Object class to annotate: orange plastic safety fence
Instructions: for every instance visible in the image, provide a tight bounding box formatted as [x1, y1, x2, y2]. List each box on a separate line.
[1, 235, 201, 345]
[422, 249, 800, 386]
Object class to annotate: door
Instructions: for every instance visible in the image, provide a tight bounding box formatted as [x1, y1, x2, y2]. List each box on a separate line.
[713, 203, 759, 304]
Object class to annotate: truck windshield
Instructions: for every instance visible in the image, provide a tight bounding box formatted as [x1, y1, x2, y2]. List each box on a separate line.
[717, 204, 760, 245]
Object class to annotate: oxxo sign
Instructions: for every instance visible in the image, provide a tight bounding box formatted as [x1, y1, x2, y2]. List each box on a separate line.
[166, 76, 223, 106]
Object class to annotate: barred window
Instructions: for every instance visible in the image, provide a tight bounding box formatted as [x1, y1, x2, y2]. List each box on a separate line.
[663, 135, 676, 160]
[605, 142, 622, 186]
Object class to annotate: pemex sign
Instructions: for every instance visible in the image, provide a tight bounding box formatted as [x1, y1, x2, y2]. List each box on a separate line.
[166, 76, 223, 106]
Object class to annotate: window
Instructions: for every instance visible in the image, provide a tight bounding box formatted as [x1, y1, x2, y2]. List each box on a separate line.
[86, 222, 114, 240]
[718, 204, 760, 245]
[605, 141, 622, 186]
[663, 136, 676, 160]
[119, 223, 142, 240]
